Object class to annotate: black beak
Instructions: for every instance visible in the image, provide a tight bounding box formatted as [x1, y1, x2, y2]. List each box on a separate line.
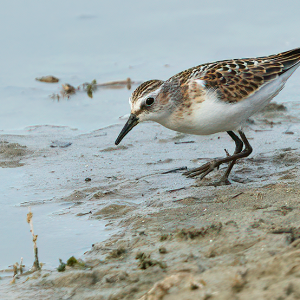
[115, 114, 139, 145]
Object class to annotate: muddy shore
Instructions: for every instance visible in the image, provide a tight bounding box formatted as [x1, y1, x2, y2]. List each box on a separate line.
[1, 102, 300, 299]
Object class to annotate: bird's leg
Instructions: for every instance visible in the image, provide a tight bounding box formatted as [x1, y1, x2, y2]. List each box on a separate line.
[217, 131, 244, 185]
[183, 130, 252, 184]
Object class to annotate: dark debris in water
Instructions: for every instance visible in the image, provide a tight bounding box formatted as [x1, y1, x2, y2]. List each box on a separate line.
[50, 83, 77, 101]
[83, 79, 98, 98]
[50, 141, 72, 148]
[36, 75, 59, 83]
[49, 77, 141, 100]
[62, 84, 76, 95]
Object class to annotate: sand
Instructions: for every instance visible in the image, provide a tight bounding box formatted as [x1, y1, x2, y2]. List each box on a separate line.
[1, 102, 300, 299]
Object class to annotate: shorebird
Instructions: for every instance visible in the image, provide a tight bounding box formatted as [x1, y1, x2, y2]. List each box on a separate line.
[115, 48, 300, 185]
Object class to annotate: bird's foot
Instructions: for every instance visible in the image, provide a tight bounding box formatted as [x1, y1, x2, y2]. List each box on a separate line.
[183, 159, 222, 180]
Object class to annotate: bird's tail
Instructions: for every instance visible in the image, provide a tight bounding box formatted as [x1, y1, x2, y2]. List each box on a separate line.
[269, 47, 300, 73]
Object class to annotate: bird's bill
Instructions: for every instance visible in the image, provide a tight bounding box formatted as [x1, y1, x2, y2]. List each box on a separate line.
[115, 114, 139, 145]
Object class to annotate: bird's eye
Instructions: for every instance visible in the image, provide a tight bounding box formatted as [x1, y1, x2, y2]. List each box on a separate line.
[145, 97, 154, 106]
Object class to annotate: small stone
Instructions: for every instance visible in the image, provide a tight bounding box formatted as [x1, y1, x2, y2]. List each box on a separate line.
[85, 178, 91, 182]
[190, 283, 199, 290]
[159, 247, 167, 254]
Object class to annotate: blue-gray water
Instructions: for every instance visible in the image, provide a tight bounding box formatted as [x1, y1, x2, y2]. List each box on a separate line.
[1, 0, 300, 270]
[1, 0, 300, 132]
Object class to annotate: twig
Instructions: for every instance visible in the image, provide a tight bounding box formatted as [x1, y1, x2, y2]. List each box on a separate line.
[20, 257, 23, 275]
[27, 207, 41, 271]
[10, 262, 19, 284]
[224, 149, 230, 157]
[13, 263, 18, 277]
[231, 192, 244, 199]
[174, 141, 195, 144]
[96, 78, 142, 90]
[161, 167, 187, 174]
[167, 187, 186, 193]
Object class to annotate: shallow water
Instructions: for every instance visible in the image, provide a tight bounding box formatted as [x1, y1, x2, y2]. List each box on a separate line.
[0, 162, 110, 270]
[1, 0, 300, 271]
[1, 0, 300, 132]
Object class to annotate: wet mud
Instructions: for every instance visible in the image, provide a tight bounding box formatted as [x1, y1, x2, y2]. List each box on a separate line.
[1, 102, 300, 299]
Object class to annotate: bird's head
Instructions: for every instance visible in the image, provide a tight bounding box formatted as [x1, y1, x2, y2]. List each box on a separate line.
[115, 79, 173, 145]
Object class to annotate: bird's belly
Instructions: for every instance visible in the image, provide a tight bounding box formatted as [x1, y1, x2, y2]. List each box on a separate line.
[159, 101, 250, 135]
[172, 111, 244, 135]
[189, 101, 251, 134]
[159, 75, 289, 135]
[160, 97, 270, 135]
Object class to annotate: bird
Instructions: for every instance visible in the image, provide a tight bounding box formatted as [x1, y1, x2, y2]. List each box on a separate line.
[115, 48, 300, 185]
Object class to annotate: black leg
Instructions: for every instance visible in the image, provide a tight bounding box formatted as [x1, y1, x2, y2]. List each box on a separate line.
[227, 131, 243, 154]
[183, 130, 252, 184]
[220, 131, 244, 184]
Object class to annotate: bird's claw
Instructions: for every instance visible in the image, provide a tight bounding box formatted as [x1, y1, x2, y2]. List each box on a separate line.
[183, 160, 220, 179]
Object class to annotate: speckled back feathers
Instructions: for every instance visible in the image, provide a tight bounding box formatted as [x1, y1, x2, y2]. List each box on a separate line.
[130, 48, 300, 106]
[169, 47, 300, 103]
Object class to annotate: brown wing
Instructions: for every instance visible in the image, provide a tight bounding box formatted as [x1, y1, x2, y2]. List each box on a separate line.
[197, 48, 300, 103]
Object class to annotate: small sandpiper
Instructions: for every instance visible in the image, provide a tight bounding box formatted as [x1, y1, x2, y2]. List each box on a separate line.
[115, 48, 300, 185]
